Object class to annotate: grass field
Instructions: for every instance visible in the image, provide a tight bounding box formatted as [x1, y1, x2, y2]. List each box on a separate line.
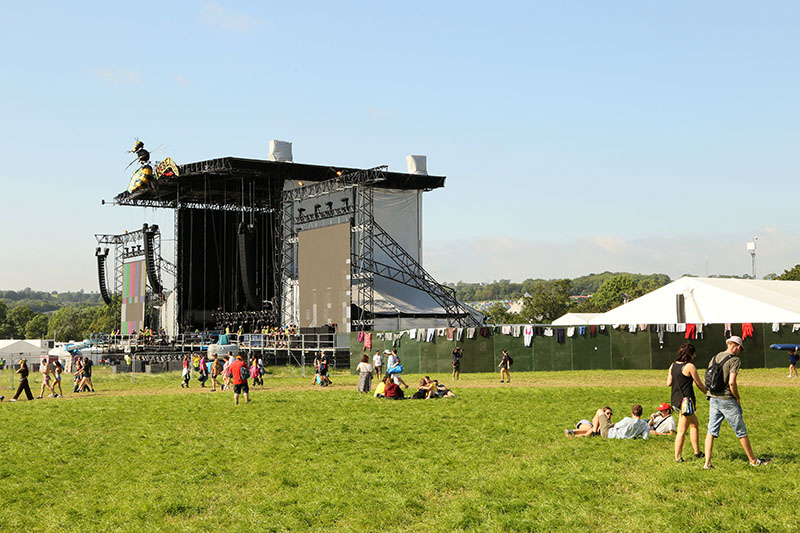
[1, 367, 799, 532]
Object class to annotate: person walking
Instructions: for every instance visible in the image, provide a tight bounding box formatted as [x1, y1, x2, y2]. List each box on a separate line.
[52, 360, 64, 397]
[372, 350, 383, 381]
[181, 354, 191, 388]
[357, 354, 373, 395]
[197, 353, 209, 387]
[11, 360, 34, 401]
[386, 349, 408, 388]
[787, 347, 798, 378]
[452, 347, 463, 381]
[37, 357, 56, 399]
[229, 355, 250, 405]
[666, 343, 707, 462]
[703, 336, 770, 468]
[499, 349, 512, 383]
[210, 354, 222, 391]
[77, 356, 94, 393]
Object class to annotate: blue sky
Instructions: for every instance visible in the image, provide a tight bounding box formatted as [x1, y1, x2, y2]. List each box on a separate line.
[2, 1, 799, 291]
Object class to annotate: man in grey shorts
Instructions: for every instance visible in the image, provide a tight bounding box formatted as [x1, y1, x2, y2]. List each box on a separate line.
[565, 406, 613, 437]
[703, 336, 770, 468]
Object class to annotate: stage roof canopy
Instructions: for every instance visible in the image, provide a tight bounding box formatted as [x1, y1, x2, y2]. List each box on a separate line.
[590, 277, 800, 325]
[112, 157, 446, 210]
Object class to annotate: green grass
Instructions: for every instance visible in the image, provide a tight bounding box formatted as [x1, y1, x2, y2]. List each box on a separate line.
[1, 368, 798, 532]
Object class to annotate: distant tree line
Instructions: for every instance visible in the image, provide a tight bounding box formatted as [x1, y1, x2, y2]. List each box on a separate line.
[0, 295, 120, 342]
[466, 267, 800, 324]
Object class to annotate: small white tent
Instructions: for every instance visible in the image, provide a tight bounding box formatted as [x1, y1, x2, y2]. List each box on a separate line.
[590, 277, 800, 325]
[552, 313, 603, 326]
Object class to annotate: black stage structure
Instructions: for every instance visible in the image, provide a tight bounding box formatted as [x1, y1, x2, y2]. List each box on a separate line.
[112, 156, 480, 333]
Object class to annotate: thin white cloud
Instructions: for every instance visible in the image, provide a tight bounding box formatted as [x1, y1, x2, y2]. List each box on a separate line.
[200, 2, 264, 33]
[367, 107, 395, 119]
[92, 68, 141, 85]
[173, 75, 190, 87]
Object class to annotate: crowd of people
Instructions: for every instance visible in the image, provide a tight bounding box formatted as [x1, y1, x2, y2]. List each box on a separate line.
[3, 355, 93, 402]
[563, 336, 771, 467]
[352, 349, 457, 400]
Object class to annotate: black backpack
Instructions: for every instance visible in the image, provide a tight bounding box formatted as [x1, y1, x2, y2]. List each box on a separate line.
[705, 354, 733, 393]
[507, 356, 514, 366]
[239, 363, 249, 382]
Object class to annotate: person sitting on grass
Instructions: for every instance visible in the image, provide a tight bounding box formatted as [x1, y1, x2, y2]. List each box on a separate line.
[374, 375, 389, 398]
[647, 403, 676, 435]
[566, 406, 613, 437]
[607, 404, 649, 440]
[412, 377, 435, 399]
[431, 380, 457, 399]
[384, 376, 405, 400]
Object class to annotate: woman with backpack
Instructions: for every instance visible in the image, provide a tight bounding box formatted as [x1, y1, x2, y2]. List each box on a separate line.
[666, 343, 707, 462]
[499, 349, 512, 383]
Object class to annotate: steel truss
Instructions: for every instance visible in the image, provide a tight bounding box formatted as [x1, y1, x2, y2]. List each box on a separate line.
[275, 166, 479, 330]
[95, 226, 175, 296]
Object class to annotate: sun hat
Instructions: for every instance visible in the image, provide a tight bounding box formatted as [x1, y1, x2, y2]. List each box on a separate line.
[658, 402, 671, 411]
[727, 336, 743, 346]
[384, 349, 391, 354]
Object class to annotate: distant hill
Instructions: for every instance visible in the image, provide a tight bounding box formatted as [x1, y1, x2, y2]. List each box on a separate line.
[447, 272, 672, 302]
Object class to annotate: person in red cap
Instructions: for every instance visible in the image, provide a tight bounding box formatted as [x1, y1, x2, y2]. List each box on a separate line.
[647, 403, 676, 435]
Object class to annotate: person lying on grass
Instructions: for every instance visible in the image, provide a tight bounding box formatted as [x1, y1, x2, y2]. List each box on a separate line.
[647, 403, 676, 435]
[565, 405, 649, 439]
[566, 406, 614, 437]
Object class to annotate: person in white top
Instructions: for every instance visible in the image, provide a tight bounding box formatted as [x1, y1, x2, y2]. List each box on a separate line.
[372, 351, 383, 381]
[38, 358, 56, 399]
[607, 404, 649, 439]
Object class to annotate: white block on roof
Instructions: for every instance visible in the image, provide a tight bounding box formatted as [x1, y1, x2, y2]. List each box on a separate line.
[268, 140, 293, 162]
[406, 155, 427, 175]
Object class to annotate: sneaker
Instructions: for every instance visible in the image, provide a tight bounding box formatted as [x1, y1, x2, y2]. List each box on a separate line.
[564, 429, 574, 437]
[675, 457, 684, 463]
[48, 394, 55, 398]
[0, 396, 4, 401]
[10, 399, 16, 402]
[750, 458, 771, 466]
[703, 464, 714, 469]
[694, 452, 705, 459]
[36, 396, 42, 399]
[500, 380, 504, 383]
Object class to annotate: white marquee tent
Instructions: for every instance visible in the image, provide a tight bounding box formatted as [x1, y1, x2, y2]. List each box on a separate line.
[590, 277, 800, 325]
[551, 313, 603, 326]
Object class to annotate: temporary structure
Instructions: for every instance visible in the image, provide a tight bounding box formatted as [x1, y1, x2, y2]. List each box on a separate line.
[590, 277, 800, 325]
[551, 313, 603, 326]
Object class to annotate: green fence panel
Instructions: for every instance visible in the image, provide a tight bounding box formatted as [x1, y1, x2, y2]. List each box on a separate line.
[761, 323, 800, 368]
[736, 324, 764, 369]
[435, 336, 457, 374]
[419, 338, 438, 374]
[399, 335, 421, 374]
[610, 328, 651, 369]
[533, 335, 555, 372]
[468, 333, 495, 373]
[552, 329, 573, 371]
